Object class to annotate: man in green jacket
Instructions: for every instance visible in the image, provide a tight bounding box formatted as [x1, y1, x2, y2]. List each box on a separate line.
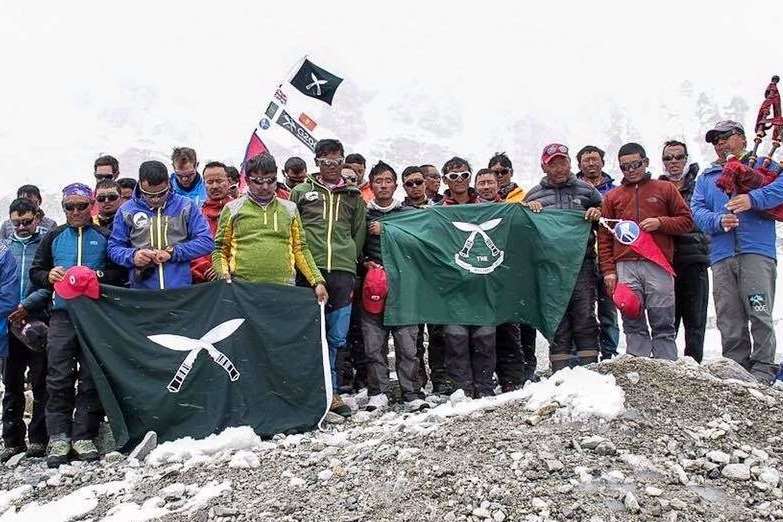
[290, 139, 367, 417]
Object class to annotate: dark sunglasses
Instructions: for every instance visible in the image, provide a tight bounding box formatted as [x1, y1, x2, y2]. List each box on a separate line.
[619, 159, 646, 173]
[493, 167, 510, 176]
[713, 130, 741, 143]
[247, 176, 277, 186]
[342, 174, 358, 183]
[444, 171, 470, 181]
[11, 218, 35, 228]
[139, 186, 170, 199]
[175, 170, 198, 177]
[94, 173, 115, 181]
[96, 194, 120, 203]
[63, 202, 90, 212]
[404, 179, 425, 188]
[662, 154, 687, 162]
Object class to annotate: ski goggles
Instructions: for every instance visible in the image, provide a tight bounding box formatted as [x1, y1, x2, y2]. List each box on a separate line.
[444, 171, 470, 182]
[246, 176, 277, 186]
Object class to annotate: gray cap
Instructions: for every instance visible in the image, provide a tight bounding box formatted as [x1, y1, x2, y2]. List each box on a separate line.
[705, 120, 745, 144]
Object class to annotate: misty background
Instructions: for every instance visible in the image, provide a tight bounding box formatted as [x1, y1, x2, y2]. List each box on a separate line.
[1, 0, 781, 221]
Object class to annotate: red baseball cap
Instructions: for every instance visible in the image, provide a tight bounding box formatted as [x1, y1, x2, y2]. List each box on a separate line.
[612, 282, 642, 320]
[362, 266, 388, 315]
[541, 143, 570, 165]
[54, 266, 100, 300]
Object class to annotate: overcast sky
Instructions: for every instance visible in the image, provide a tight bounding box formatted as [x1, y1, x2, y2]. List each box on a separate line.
[1, 0, 781, 199]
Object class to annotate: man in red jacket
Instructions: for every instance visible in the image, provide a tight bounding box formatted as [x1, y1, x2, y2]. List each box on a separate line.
[598, 143, 693, 360]
[191, 161, 232, 282]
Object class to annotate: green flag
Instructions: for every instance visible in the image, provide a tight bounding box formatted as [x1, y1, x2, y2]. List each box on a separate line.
[380, 204, 591, 338]
[66, 281, 329, 450]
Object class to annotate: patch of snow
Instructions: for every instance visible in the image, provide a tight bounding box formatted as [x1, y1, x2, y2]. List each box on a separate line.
[146, 426, 264, 466]
[0, 486, 32, 515]
[101, 497, 168, 522]
[183, 481, 231, 514]
[228, 451, 260, 469]
[522, 367, 625, 420]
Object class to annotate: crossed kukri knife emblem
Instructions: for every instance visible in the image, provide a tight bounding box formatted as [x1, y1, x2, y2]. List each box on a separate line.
[452, 218, 502, 258]
[148, 319, 244, 393]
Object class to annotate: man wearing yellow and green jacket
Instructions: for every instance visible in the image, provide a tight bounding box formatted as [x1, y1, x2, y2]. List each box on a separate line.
[290, 139, 367, 418]
[212, 154, 327, 293]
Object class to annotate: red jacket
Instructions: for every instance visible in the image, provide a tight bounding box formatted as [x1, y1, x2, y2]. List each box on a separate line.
[191, 197, 232, 282]
[440, 188, 480, 206]
[598, 175, 693, 276]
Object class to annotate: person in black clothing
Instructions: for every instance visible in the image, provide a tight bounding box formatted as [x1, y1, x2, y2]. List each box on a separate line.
[92, 180, 122, 230]
[659, 140, 709, 362]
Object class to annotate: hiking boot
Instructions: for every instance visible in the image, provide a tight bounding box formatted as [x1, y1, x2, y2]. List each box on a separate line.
[365, 394, 388, 412]
[47, 437, 71, 468]
[25, 443, 47, 458]
[500, 383, 517, 394]
[0, 445, 26, 463]
[404, 399, 431, 413]
[72, 439, 99, 462]
[330, 395, 352, 418]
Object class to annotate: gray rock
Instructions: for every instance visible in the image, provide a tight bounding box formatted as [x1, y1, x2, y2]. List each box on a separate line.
[325, 412, 345, 424]
[580, 435, 608, 450]
[703, 357, 757, 383]
[545, 459, 564, 472]
[706, 450, 730, 465]
[595, 441, 617, 456]
[624, 491, 640, 514]
[5, 452, 24, 468]
[129, 431, 157, 462]
[625, 372, 640, 384]
[758, 467, 780, 487]
[645, 486, 663, 497]
[721, 464, 751, 481]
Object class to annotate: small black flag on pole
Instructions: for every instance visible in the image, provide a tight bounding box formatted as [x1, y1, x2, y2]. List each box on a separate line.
[289, 58, 343, 105]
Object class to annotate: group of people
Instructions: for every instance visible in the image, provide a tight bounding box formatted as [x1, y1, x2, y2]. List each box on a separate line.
[1, 119, 782, 469]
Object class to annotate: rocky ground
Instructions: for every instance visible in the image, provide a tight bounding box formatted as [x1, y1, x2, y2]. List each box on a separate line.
[0, 356, 782, 521]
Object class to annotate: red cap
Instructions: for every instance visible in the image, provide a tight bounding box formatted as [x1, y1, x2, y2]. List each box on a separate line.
[541, 143, 569, 165]
[612, 282, 642, 320]
[362, 266, 388, 315]
[54, 266, 100, 300]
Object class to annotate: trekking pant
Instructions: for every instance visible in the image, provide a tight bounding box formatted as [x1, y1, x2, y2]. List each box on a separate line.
[496, 323, 525, 389]
[594, 260, 620, 360]
[345, 277, 369, 389]
[444, 325, 496, 397]
[617, 260, 677, 361]
[362, 311, 420, 402]
[45, 310, 103, 441]
[520, 323, 538, 380]
[317, 271, 355, 391]
[712, 254, 777, 382]
[549, 259, 599, 371]
[415, 325, 428, 388]
[425, 325, 449, 391]
[2, 334, 48, 447]
[674, 263, 709, 363]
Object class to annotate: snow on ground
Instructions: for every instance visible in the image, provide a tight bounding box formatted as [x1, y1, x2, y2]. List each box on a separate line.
[146, 426, 273, 467]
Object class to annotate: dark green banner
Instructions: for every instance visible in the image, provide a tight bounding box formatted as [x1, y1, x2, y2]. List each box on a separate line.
[67, 281, 329, 450]
[381, 204, 590, 338]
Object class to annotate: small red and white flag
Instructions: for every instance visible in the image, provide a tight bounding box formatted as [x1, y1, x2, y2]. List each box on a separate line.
[600, 218, 675, 276]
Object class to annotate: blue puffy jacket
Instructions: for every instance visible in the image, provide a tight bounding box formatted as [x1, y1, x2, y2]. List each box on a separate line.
[0, 243, 19, 358]
[170, 173, 208, 207]
[6, 232, 50, 314]
[28, 224, 125, 311]
[691, 157, 783, 265]
[108, 187, 213, 290]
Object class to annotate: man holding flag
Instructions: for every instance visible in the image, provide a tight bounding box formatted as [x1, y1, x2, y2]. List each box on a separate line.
[598, 143, 693, 361]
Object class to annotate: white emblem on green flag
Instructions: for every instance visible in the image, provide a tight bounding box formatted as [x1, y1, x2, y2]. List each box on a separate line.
[452, 218, 505, 274]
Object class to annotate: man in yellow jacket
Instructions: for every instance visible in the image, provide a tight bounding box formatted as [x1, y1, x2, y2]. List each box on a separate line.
[212, 153, 327, 301]
[488, 152, 525, 203]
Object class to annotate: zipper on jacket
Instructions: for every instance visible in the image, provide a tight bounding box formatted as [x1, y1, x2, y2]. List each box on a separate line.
[19, 243, 26, 300]
[273, 209, 278, 232]
[157, 208, 164, 290]
[326, 192, 334, 272]
[77, 227, 83, 266]
[634, 184, 641, 222]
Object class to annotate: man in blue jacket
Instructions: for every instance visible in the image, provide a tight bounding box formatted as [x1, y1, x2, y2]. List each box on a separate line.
[1, 198, 49, 462]
[29, 183, 126, 467]
[0, 242, 18, 369]
[691, 120, 783, 384]
[170, 147, 207, 207]
[109, 160, 213, 290]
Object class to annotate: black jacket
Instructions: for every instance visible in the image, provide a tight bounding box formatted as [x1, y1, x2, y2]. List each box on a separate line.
[363, 202, 414, 265]
[525, 174, 602, 258]
[660, 163, 710, 267]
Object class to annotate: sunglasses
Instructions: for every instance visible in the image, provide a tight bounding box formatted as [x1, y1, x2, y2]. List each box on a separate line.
[404, 179, 425, 188]
[96, 193, 120, 203]
[11, 218, 35, 228]
[619, 159, 646, 173]
[662, 154, 687, 162]
[63, 202, 90, 212]
[315, 157, 344, 168]
[175, 170, 198, 177]
[444, 171, 470, 182]
[342, 174, 358, 183]
[139, 186, 170, 199]
[713, 130, 741, 143]
[493, 167, 510, 176]
[247, 176, 277, 186]
[94, 173, 115, 181]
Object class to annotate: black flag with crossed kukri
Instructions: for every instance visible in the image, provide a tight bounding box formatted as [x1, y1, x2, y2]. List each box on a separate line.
[289, 58, 343, 105]
[66, 281, 330, 450]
